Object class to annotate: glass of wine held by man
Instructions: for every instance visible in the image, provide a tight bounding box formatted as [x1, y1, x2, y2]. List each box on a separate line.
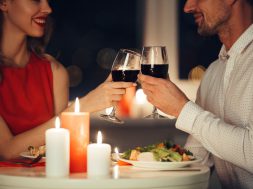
[100, 49, 141, 124]
[141, 46, 169, 119]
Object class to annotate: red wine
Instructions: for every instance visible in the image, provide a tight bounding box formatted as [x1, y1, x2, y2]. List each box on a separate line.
[141, 64, 168, 79]
[112, 70, 140, 82]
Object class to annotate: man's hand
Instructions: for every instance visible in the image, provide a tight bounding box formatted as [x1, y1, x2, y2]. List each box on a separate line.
[138, 74, 189, 117]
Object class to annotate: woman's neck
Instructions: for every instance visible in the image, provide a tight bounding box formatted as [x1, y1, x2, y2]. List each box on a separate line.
[1, 25, 30, 67]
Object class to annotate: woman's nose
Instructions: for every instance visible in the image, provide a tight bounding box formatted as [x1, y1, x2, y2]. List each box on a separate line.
[41, 0, 52, 15]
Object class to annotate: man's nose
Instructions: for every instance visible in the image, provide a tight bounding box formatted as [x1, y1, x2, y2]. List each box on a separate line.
[184, 0, 197, 13]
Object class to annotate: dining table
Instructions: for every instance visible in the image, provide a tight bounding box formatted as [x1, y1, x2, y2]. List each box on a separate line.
[0, 162, 210, 189]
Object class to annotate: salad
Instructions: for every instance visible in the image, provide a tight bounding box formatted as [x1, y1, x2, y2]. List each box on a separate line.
[120, 141, 195, 162]
[28, 145, 46, 157]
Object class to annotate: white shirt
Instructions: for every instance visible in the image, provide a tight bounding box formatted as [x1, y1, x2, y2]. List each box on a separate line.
[176, 24, 253, 189]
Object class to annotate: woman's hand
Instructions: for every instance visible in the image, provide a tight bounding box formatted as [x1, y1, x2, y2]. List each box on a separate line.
[80, 74, 136, 112]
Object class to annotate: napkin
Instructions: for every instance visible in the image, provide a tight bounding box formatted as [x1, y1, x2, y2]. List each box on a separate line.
[0, 159, 45, 167]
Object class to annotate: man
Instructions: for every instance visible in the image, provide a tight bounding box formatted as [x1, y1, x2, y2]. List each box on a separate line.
[139, 0, 253, 188]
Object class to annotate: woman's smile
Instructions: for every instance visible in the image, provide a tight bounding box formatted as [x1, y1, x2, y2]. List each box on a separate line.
[33, 16, 48, 28]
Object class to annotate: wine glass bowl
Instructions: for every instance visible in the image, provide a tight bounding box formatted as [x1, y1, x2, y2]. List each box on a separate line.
[141, 46, 169, 119]
[141, 64, 168, 79]
[100, 49, 141, 124]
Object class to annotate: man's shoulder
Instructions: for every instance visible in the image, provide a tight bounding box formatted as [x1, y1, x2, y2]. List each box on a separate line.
[205, 59, 220, 73]
[199, 58, 222, 85]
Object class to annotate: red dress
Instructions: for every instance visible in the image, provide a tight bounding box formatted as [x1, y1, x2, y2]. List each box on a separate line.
[0, 53, 54, 135]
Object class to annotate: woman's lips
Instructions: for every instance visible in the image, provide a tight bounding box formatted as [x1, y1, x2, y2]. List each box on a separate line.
[33, 17, 47, 27]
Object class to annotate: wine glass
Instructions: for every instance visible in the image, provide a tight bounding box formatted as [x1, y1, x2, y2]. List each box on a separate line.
[100, 49, 141, 124]
[141, 46, 169, 119]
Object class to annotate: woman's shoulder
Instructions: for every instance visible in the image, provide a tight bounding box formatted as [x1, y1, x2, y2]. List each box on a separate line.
[43, 54, 67, 75]
[43, 54, 69, 83]
[43, 54, 63, 70]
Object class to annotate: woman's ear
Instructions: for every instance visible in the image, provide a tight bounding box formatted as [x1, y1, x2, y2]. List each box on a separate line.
[0, 0, 8, 12]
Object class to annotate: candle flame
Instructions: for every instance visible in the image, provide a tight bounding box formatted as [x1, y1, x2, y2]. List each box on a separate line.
[97, 131, 102, 144]
[55, 117, 60, 129]
[74, 97, 80, 113]
[105, 107, 113, 115]
[136, 89, 147, 105]
[114, 147, 119, 154]
[114, 147, 120, 160]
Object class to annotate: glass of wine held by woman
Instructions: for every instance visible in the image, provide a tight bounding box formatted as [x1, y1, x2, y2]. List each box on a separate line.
[141, 46, 169, 119]
[100, 49, 141, 124]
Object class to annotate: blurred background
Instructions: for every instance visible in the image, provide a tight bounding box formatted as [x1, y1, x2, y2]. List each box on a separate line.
[46, 1, 222, 188]
[46, 0, 221, 101]
[47, 0, 143, 100]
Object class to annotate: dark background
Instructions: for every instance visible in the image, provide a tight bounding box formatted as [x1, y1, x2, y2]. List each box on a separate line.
[46, 0, 221, 99]
[46, 0, 143, 100]
[178, 0, 221, 79]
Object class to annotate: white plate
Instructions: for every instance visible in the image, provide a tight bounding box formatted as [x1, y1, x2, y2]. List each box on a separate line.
[20, 151, 45, 159]
[118, 157, 201, 170]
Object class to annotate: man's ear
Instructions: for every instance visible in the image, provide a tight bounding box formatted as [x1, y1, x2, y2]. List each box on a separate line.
[0, 0, 8, 12]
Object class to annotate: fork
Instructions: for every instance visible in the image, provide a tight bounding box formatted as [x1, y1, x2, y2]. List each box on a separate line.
[9, 154, 43, 167]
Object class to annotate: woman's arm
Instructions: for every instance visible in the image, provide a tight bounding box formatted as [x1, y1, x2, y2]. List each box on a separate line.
[0, 116, 56, 160]
[0, 55, 136, 160]
[46, 54, 69, 115]
[0, 55, 69, 160]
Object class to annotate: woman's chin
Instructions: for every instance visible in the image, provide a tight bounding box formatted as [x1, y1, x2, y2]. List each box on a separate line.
[29, 31, 45, 38]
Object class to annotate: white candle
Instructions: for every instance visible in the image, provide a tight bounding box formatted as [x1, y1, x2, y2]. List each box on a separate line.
[87, 131, 111, 176]
[46, 117, 70, 177]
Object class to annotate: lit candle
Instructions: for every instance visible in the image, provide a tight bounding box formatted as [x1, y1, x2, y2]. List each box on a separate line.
[114, 147, 120, 161]
[61, 98, 90, 173]
[112, 165, 119, 179]
[130, 89, 153, 118]
[46, 117, 69, 177]
[87, 131, 111, 176]
[105, 107, 113, 115]
[117, 86, 136, 117]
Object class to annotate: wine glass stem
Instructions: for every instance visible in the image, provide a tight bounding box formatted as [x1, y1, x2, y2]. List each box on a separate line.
[152, 106, 158, 114]
[109, 107, 117, 117]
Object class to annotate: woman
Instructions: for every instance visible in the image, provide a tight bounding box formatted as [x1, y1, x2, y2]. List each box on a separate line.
[0, 0, 135, 160]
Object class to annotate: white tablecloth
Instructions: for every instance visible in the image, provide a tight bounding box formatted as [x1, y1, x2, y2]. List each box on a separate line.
[0, 164, 210, 189]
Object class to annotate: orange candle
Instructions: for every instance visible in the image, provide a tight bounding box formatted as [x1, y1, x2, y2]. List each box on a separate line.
[61, 98, 90, 173]
[117, 86, 136, 117]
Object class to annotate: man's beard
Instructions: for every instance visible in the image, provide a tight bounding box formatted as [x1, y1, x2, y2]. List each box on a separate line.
[197, 22, 219, 36]
[197, 11, 229, 36]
